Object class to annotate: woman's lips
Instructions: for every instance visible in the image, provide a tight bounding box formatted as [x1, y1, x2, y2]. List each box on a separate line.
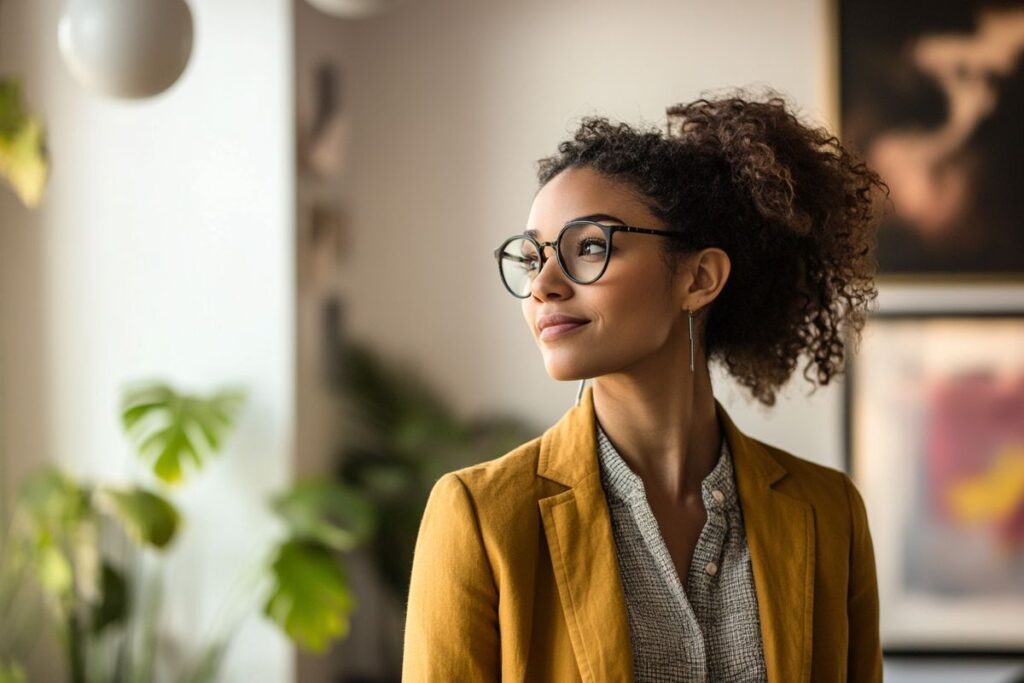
[539, 321, 590, 341]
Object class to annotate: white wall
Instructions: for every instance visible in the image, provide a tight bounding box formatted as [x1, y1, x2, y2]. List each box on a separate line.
[0, 0, 296, 681]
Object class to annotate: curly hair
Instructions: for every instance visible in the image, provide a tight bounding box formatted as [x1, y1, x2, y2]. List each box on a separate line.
[535, 86, 891, 407]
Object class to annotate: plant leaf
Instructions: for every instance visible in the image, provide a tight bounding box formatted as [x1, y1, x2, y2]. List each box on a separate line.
[12, 468, 92, 612]
[263, 539, 354, 653]
[0, 79, 48, 209]
[331, 338, 540, 607]
[91, 561, 128, 633]
[71, 518, 101, 604]
[16, 467, 89, 529]
[0, 661, 27, 683]
[94, 487, 181, 549]
[270, 479, 376, 552]
[34, 541, 72, 597]
[119, 381, 247, 484]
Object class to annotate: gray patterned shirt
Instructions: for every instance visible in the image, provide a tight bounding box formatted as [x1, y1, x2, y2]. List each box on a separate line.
[595, 419, 768, 682]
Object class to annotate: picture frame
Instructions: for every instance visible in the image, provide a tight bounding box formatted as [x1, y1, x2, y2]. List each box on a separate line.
[836, 0, 1024, 283]
[843, 310, 1024, 656]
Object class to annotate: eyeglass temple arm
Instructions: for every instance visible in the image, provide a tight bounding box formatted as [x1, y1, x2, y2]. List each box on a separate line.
[494, 248, 534, 265]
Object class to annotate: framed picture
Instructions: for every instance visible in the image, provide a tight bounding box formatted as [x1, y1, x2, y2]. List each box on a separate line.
[837, 0, 1024, 282]
[844, 311, 1024, 655]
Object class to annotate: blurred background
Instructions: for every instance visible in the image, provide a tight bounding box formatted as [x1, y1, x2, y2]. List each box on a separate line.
[1, 0, 1022, 681]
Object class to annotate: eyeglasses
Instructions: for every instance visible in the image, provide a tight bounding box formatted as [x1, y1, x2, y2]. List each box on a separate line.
[492, 220, 679, 299]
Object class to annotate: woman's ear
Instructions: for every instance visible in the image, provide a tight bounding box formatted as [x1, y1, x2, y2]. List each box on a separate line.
[678, 247, 731, 313]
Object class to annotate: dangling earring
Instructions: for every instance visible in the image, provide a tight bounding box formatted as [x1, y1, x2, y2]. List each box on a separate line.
[688, 308, 695, 373]
[575, 378, 587, 408]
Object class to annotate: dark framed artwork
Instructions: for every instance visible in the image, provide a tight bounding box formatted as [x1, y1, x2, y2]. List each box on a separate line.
[844, 311, 1024, 655]
[838, 1, 1024, 282]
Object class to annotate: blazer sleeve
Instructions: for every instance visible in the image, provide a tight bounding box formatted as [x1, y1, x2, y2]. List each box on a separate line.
[842, 473, 883, 683]
[402, 471, 500, 682]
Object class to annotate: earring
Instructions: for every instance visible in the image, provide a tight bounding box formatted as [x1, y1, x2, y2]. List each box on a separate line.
[575, 377, 587, 408]
[688, 308, 695, 373]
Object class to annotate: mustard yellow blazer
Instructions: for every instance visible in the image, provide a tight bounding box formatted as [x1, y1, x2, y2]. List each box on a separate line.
[402, 385, 883, 682]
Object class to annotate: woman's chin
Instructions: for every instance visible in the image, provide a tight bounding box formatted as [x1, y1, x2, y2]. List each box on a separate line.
[542, 358, 588, 383]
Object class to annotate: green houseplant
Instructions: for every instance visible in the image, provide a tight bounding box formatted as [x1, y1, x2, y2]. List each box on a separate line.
[0, 466, 179, 683]
[0, 379, 375, 682]
[332, 339, 538, 610]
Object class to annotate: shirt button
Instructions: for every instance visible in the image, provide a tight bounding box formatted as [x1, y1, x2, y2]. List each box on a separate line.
[705, 561, 718, 576]
[712, 489, 725, 504]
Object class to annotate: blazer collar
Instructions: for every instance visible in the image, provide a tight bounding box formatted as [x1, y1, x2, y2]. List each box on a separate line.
[536, 384, 815, 682]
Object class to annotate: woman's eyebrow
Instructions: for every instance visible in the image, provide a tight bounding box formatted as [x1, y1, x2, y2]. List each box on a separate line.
[524, 213, 627, 238]
[572, 213, 626, 224]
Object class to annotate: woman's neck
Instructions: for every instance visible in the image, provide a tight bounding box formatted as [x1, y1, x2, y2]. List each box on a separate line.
[590, 357, 722, 505]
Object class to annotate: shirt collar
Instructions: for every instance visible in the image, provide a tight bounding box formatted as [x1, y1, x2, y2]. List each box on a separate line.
[595, 417, 740, 512]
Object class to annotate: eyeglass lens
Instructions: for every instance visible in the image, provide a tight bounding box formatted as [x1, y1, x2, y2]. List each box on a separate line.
[498, 222, 609, 297]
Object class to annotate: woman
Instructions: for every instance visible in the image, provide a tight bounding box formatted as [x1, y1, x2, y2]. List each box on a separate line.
[402, 88, 889, 682]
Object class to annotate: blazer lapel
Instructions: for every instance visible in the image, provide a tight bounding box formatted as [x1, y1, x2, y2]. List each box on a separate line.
[717, 396, 815, 682]
[537, 384, 814, 683]
[536, 384, 633, 683]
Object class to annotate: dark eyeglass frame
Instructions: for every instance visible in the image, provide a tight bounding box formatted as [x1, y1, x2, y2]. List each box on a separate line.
[492, 220, 679, 299]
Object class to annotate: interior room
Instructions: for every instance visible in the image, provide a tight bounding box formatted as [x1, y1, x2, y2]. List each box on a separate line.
[1, 0, 1022, 681]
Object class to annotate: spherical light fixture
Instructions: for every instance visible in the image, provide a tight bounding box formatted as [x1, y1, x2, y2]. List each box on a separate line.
[58, 0, 194, 99]
[304, 0, 402, 19]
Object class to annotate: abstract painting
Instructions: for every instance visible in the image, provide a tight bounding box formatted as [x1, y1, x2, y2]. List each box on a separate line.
[845, 311, 1024, 653]
[839, 1, 1024, 280]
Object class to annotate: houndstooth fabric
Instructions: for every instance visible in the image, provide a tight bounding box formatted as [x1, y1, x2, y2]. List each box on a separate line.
[595, 418, 768, 682]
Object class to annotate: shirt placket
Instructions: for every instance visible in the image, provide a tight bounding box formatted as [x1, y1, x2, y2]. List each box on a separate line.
[687, 450, 732, 630]
[623, 486, 708, 680]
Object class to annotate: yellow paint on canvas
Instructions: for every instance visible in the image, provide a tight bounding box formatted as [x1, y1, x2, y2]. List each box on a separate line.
[946, 445, 1024, 523]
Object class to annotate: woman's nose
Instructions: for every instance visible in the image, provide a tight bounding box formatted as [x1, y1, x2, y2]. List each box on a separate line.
[530, 245, 571, 296]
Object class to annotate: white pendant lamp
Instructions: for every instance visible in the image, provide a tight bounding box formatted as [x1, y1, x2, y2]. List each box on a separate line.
[304, 0, 403, 19]
[58, 0, 194, 99]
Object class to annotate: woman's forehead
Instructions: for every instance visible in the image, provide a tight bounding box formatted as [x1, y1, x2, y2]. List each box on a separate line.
[524, 212, 627, 241]
[527, 171, 657, 239]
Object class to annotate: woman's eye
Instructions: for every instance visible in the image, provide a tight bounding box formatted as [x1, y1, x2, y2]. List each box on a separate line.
[579, 239, 608, 256]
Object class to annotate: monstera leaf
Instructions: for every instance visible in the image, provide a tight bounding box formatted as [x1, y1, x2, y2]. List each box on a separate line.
[263, 479, 374, 653]
[270, 479, 376, 552]
[16, 467, 90, 528]
[263, 539, 355, 653]
[14, 468, 92, 602]
[10, 467, 179, 645]
[94, 486, 180, 549]
[0, 79, 48, 208]
[120, 380, 247, 484]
